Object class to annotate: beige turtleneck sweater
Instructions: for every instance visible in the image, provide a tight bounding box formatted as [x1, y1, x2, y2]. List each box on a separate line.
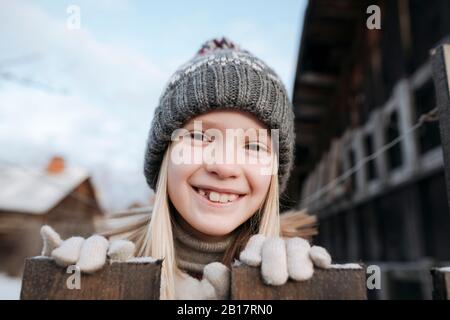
[172, 217, 237, 277]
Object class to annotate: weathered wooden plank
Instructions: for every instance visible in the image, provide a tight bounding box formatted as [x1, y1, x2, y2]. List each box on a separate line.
[231, 265, 367, 300]
[20, 257, 162, 300]
[431, 43, 450, 212]
[431, 268, 450, 300]
[22, 257, 368, 300]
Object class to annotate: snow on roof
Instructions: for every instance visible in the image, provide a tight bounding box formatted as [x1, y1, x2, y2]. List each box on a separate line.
[0, 164, 89, 214]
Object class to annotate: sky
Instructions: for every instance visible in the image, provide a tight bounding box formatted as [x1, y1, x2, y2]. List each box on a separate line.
[0, 0, 307, 211]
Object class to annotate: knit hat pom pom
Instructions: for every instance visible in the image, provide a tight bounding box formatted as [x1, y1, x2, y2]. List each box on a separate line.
[197, 37, 239, 55]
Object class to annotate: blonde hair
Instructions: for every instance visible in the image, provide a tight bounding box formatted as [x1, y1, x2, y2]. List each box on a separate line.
[103, 143, 283, 299]
[258, 154, 280, 237]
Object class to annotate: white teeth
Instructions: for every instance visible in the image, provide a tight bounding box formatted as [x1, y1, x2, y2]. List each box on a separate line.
[196, 187, 240, 203]
[209, 191, 220, 202]
[219, 194, 228, 203]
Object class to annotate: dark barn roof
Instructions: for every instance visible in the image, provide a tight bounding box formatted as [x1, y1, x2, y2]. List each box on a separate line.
[292, 0, 369, 184]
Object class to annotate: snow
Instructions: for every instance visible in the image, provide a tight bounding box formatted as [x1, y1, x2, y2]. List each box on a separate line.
[438, 267, 450, 272]
[32, 256, 53, 261]
[124, 257, 159, 264]
[0, 164, 88, 214]
[0, 273, 21, 300]
[329, 263, 363, 269]
[231, 259, 362, 270]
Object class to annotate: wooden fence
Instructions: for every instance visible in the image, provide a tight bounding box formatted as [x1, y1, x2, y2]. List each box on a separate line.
[20, 257, 366, 300]
[430, 268, 450, 300]
[430, 41, 450, 300]
[20, 257, 161, 300]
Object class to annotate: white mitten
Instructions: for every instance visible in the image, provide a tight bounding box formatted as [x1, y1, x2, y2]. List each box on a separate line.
[238, 234, 265, 267]
[76, 235, 109, 273]
[261, 237, 288, 285]
[239, 234, 332, 286]
[51, 236, 85, 267]
[40, 225, 136, 273]
[309, 245, 332, 269]
[286, 237, 315, 281]
[108, 239, 136, 261]
[203, 262, 231, 299]
[174, 262, 231, 300]
[40, 225, 62, 256]
[174, 271, 216, 300]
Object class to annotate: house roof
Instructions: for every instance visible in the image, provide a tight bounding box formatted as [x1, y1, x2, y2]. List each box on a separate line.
[0, 164, 89, 214]
[292, 0, 365, 183]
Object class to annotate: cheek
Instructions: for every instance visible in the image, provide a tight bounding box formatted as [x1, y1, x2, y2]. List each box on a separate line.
[244, 165, 272, 205]
[167, 161, 196, 212]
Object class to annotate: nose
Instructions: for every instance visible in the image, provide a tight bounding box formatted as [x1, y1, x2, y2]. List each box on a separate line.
[205, 162, 242, 180]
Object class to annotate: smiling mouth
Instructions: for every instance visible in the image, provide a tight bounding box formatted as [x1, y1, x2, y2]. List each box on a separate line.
[191, 186, 244, 204]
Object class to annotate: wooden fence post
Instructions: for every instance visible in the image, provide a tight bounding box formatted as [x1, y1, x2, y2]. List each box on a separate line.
[20, 257, 162, 300]
[231, 265, 367, 300]
[430, 42, 450, 301]
[431, 42, 450, 211]
[430, 268, 450, 300]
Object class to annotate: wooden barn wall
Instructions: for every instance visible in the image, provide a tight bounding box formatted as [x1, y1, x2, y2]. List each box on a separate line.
[45, 179, 101, 239]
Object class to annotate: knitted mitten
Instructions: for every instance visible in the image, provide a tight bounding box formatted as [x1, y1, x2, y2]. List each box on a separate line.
[203, 262, 230, 299]
[174, 262, 231, 300]
[239, 234, 332, 285]
[76, 235, 109, 273]
[174, 271, 216, 300]
[40, 225, 136, 273]
[108, 239, 136, 261]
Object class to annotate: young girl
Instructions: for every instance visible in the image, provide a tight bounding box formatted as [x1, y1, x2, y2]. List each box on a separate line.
[40, 38, 332, 300]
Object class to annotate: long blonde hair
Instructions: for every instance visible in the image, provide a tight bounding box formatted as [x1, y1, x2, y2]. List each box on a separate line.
[102, 143, 316, 299]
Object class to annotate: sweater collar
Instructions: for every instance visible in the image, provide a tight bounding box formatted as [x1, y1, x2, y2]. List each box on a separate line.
[172, 216, 237, 273]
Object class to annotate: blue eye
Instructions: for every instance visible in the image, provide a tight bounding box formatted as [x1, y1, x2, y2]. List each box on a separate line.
[188, 130, 210, 142]
[245, 143, 267, 152]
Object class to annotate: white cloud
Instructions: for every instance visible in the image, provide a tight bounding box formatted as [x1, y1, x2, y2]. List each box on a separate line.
[0, 1, 162, 210]
[0, 1, 303, 210]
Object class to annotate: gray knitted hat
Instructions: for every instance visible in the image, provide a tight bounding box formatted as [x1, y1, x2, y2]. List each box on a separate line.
[144, 38, 295, 193]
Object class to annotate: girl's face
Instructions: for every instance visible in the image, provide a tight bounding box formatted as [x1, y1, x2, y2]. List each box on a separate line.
[167, 109, 274, 240]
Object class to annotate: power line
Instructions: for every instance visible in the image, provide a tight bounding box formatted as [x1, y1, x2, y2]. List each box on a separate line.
[299, 107, 439, 208]
[0, 71, 67, 94]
